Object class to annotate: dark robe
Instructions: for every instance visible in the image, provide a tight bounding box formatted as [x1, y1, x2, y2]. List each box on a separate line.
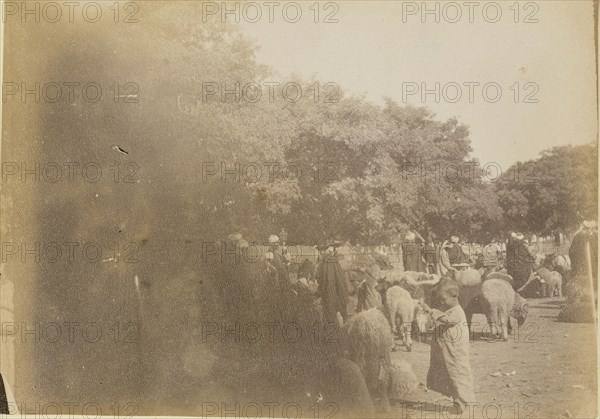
[356, 274, 382, 312]
[315, 254, 349, 324]
[402, 240, 423, 272]
[273, 251, 290, 290]
[506, 238, 535, 291]
[447, 243, 467, 265]
[424, 243, 438, 273]
[0, 374, 8, 414]
[297, 258, 316, 280]
[569, 229, 598, 279]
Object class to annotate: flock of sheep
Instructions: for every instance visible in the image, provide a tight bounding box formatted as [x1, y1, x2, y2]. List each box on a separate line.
[211, 234, 571, 414]
[340, 254, 566, 411]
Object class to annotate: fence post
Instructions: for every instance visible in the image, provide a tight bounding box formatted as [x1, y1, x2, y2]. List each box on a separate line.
[585, 241, 597, 323]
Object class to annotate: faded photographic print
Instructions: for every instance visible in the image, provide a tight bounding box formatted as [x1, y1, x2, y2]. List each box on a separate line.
[0, 1, 598, 418]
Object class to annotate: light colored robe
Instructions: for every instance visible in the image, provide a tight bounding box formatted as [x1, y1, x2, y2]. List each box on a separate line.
[426, 305, 475, 405]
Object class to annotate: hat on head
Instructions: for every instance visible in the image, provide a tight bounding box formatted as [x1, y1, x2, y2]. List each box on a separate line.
[268, 235, 280, 244]
[405, 232, 416, 241]
[515, 233, 524, 240]
[450, 236, 459, 243]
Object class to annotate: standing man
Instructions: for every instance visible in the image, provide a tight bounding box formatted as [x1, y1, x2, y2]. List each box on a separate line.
[439, 240, 453, 275]
[506, 232, 536, 292]
[482, 238, 501, 271]
[447, 236, 467, 266]
[268, 234, 290, 290]
[402, 230, 425, 272]
[569, 221, 598, 282]
[315, 243, 349, 326]
[424, 235, 438, 274]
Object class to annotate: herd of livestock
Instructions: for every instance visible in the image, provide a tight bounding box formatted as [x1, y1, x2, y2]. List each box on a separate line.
[214, 232, 586, 414]
[285, 250, 571, 411]
[341, 250, 567, 344]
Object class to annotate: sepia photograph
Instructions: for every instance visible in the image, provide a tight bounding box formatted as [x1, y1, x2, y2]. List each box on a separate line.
[0, 1, 598, 417]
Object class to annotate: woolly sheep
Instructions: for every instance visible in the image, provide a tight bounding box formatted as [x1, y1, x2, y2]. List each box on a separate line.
[385, 285, 421, 351]
[388, 358, 418, 401]
[536, 266, 563, 297]
[381, 270, 440, 300]
[480, 278, 529, 341]
[485, 271, 515, 286]
[452, 268, 483, 287]
[345, 308, 394, 411]
[386, 270, 439, 284]
[324, 358, 374, 417]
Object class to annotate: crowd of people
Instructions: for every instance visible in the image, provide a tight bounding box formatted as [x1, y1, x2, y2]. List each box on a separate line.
[260, 220, 598, 323]
[226, 219, 597, 414]
[401, 232, 474, 275]
[399, 221, 597, 295]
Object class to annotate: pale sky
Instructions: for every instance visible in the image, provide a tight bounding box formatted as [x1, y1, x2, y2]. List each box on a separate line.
[237, 1, 597, 169]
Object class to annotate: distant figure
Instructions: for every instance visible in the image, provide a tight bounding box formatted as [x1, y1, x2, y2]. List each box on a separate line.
[356, 264, 383, 313]
[482, 239, 501, 270]
[315, 244, 349, 326]
[447, 236, 467, 266]
[424, 236, 438, 274]
[506, 232, 535, 292]
[439, 240, 453, 275]
[402, 230, 425, 272]
[296, 258, 317, 292]
[555, 230, 565, 246]
[569, 221, 598, 284]
[268, 235, 290, 290]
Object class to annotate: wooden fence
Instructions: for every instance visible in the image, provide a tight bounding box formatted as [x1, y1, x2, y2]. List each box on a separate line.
[246, 241, 571, 270]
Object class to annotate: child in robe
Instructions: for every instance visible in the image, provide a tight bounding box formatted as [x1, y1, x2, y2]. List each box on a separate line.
[422, 281, 475, 414]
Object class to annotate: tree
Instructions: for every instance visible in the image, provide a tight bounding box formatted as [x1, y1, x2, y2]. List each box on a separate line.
[496, 144, 598, 235]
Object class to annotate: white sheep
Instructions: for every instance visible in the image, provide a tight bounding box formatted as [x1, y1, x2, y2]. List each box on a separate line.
[384, 269, 439, 284]
[480, 278, 529, 341]
[451, 268, 483, 286]
[536, 266, 563, 297]
[485, 271, 515, 286]
[385, 285, 422, 351]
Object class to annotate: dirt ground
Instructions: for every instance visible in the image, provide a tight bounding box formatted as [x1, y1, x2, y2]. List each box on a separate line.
[391, 297, 598, 419]
[170, 289, 597, 418]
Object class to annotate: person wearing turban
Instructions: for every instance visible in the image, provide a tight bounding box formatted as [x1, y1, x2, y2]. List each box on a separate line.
[402, 230, 425, 272]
